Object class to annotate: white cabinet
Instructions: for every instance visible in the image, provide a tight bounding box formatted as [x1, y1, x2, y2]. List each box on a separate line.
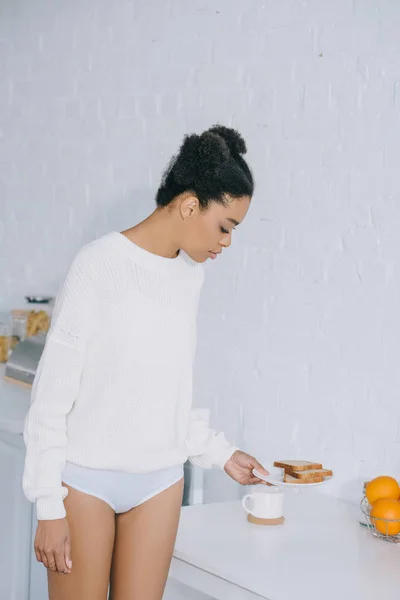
[0, 431, 32, 600]
[0, 430, 48, 600]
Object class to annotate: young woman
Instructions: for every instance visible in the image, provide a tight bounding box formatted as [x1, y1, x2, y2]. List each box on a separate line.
[23, 125, 268, 600]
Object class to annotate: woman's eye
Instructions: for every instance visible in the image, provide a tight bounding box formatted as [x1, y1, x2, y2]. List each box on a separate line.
[220, 227, 229, 235]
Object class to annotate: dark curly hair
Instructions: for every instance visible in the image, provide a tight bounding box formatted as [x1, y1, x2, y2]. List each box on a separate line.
[156, 125, 254, 208]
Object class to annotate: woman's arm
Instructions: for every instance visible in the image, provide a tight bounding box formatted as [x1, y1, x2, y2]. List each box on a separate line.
[23, 251, 96, 521]
[186, 409, 269, 484]
[185, 408, 237, 469]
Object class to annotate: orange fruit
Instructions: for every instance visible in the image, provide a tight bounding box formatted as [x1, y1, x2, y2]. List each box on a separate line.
[366, 476, 399, 505]
[370, 498, 400, 536]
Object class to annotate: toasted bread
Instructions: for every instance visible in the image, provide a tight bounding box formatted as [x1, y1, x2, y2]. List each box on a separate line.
[288, 468, 332, 480]
[284, 473, 323, 484]
[274, 460, 323, 472]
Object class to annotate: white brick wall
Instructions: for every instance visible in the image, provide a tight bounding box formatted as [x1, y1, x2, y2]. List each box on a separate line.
[1, 0, 400, 505]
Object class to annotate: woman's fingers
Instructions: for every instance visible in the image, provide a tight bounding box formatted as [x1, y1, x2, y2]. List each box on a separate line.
[54, 546, 68, 574]
[40, 550, 48, 568]
[37, 546, 70, 574]
[64, 537, 72, 572]
[247, 475, 264, 485]
[43, 550, 57, 571]
[251, 457, 269, 476]
[34, 544, 42, 564]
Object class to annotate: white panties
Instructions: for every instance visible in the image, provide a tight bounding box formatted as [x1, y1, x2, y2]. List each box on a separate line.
[62, 462, 184, 513]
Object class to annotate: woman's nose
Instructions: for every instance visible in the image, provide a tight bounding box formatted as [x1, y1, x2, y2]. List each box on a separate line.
[220, 233, 232, 248]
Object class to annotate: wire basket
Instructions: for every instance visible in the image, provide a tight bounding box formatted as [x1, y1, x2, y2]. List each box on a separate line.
[360, 497, 400, 544]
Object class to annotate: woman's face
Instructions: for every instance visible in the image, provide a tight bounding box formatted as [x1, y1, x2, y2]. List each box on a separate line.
[180, 195, 251, 263]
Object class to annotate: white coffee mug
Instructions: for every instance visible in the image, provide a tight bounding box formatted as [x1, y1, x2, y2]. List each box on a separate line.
[242, 488, 284, 519]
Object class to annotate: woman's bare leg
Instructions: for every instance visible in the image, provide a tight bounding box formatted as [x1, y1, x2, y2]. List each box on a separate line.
[110, 478, 184, 600]
[48, 484, 115, 600]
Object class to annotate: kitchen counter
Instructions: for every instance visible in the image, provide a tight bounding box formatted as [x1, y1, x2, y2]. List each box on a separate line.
[0, 366, 31, 434]
[170, 492, 400, 600]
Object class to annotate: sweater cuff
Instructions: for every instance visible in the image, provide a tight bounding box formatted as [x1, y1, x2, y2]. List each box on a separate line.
[214, 445, 238, 470]
[36, 497, 67, 521]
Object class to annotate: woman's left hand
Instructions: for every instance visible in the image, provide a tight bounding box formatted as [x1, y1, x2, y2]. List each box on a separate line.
[224, 450, 269, 485]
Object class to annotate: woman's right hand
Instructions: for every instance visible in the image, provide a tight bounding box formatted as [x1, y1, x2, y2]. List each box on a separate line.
[34, 518, 72, 574]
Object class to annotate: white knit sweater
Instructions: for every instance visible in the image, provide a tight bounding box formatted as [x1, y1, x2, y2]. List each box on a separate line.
[23, 232, 235, 520]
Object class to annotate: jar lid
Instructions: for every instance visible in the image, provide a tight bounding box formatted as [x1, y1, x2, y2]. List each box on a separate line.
[25, 296, 53, 304]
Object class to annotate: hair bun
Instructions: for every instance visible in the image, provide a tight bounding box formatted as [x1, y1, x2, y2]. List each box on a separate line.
[207, 125, 247, 155]
[172, 132, 230, 185]
[197, 132, 230, 177]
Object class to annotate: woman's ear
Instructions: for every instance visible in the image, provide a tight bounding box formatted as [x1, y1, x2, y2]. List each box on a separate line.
[180, 194, 200, 222]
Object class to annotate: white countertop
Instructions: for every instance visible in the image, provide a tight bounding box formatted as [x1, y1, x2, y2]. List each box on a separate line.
[0, 366, 31, 434]
[173, 492, 400, 600]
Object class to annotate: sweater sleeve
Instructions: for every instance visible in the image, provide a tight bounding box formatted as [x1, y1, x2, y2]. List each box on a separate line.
[23, 253, 95, 520]
[185, 408, 237, 469]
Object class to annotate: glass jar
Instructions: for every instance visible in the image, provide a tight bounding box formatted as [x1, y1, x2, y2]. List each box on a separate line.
[25, 296, 54, 316]
[25, 296, 53, 337]
[10, 310, 28, 349]
[0, 318, 11, 363]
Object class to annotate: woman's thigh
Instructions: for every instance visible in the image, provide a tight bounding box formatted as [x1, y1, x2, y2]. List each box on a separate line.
[110, 478, 184, 600]
[48, 484, 115, 600]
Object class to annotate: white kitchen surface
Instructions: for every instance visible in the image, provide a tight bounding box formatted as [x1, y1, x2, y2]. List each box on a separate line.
[170, 493, 400, 600]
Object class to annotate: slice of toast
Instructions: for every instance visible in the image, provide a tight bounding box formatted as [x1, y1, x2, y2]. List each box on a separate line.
[288, 468, 332, 481]
[274, 460, 323, 472]
[284, 473, 324, 484]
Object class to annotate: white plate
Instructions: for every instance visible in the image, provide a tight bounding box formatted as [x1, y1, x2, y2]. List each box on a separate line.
[253, 467, 334, 488]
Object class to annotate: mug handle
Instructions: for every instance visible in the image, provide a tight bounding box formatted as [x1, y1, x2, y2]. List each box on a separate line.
[242, 494, 254, 515]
